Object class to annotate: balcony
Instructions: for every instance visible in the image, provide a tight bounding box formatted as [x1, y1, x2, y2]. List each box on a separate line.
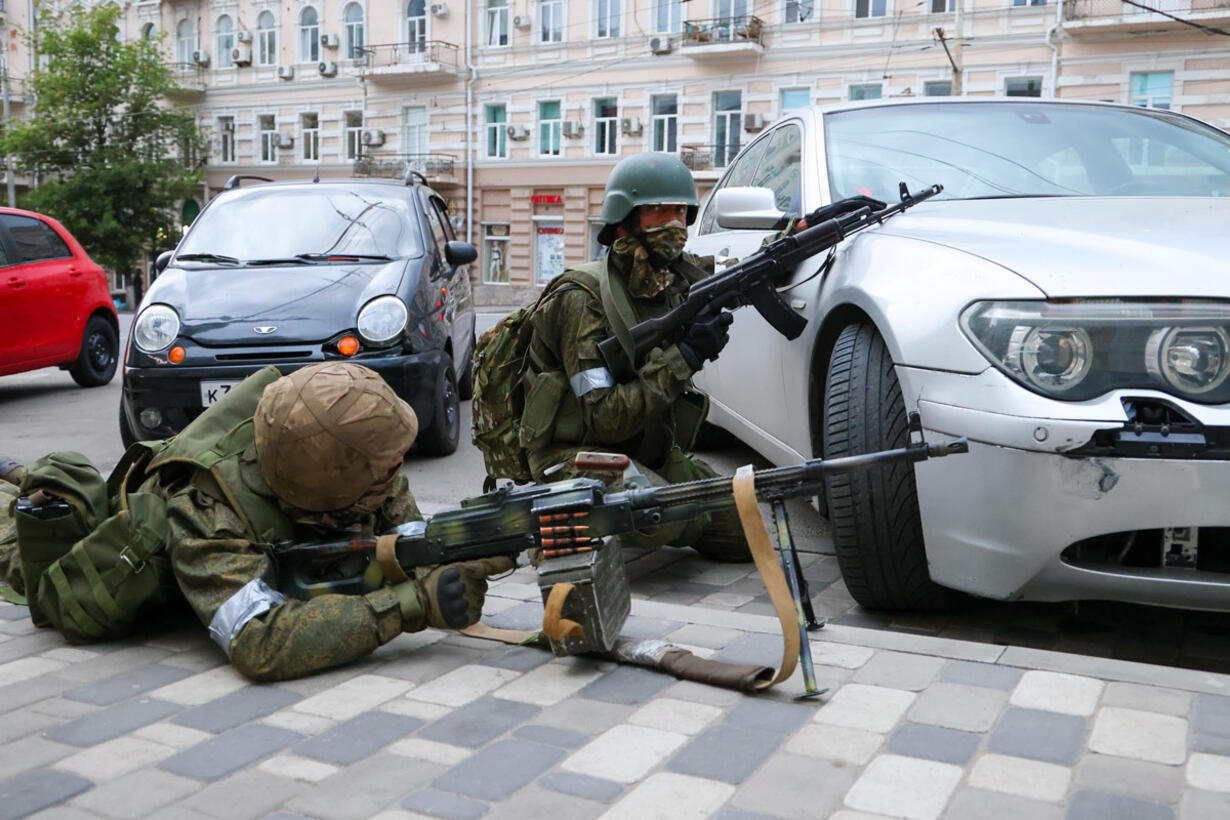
[352, 152, 460, 186]
[1063, 0, 1230, 32]
[355, 42, 463, 85]
[3, 75, 27, 107]
[680, 16, 765, 59]
[165, 62, 207, 97]
[681, 144, 739, 181]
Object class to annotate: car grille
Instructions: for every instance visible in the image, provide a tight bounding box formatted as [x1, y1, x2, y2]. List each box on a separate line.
[213, 350, 315, 362]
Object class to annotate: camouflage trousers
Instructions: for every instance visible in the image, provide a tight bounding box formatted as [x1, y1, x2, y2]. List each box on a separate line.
[0, 478, 27, 597]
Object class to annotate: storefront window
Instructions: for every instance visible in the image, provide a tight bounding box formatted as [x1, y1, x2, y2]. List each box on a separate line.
[484, 224, 511, 284]
[534, 220, 565, 284]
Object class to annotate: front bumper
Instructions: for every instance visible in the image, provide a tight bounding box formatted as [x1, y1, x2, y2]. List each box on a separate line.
[904, 366, 1230, 611]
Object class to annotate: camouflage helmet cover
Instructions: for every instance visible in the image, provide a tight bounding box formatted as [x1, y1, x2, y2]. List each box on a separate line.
[254, 362, 418, 512]
[597, 153, 699, 245]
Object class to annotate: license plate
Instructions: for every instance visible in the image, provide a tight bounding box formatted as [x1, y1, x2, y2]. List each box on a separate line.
[200, 380, 237, 406]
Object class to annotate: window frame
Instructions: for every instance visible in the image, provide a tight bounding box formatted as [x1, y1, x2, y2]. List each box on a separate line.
[259, 114, 278, 164]
[538, 99, 563, 156]
[215, 14, 235, 69]
[344, 3, 366, 59]
[406, 0, 429, 51]
[712, 90, 743, 169]
[299, 6, 321, 64]
[217, 116, 237, 164]
[257, 11, 278, 66]
[653, 0, 683, 33]
[595, 0, 622, 38]
[854, 0, 888, 18]
[779, 87, 810, 112]
[301, 112, 320, 163]
[1130, 71, 1174, 110]
[783, 0, 816, 23]
[486, 0, 510, 46]
[651, 93, 678, 153]
[848, 82, 883, 100]
[176, 19, 195, 66]
[1, 214, 74, 264]
[593, 97, 619, 156]
[539, 0, 565, 43]
[485, 103, 508, 159]
[1004, 76, 1044, 97]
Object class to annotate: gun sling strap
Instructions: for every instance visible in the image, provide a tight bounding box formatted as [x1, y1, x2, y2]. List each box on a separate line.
[457, 464, 804, 693]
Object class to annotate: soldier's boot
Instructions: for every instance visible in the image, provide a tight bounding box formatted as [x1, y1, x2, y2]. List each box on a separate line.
[0, 457, 23, 487]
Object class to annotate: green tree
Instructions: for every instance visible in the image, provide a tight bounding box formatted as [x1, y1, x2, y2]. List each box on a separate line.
[1, 5, 204, 292]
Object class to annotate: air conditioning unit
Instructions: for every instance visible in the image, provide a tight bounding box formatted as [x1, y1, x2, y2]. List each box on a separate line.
[620, 117, 643, 136]
[321, 33, 340, 49]
[318, 60, 338, 77]
[274, 133, 294, 149]
[192, 50, 210, 67]
[361, 129, 386, 147]
[430, 3, 449, 15]
[648, 36, 671, 54]
[513, 14, 532, 28]
[231, 43, 252, 67]
[277, 65, 295, 80]
[506, 124, 530, 141]
[744, 113, 765, 132]
[561, 120, 584, 138]
[236, 30, 253, 44]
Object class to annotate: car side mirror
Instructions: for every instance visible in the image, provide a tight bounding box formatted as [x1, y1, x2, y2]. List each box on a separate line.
[444, 241, 477, 269]
[713, 186, 788, 231]
[155, 250, 174, 272]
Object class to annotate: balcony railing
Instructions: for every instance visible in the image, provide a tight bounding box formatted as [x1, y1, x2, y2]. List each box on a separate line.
[1064, 0, 1230, 22]
[353, 152, 459, 181]
[355, 41, 460, 71]
[165, 62, 207, 94]
[682, 15, 765, 47]
[680, 143, 741, 172]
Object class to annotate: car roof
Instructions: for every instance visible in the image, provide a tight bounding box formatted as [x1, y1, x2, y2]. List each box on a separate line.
[216, 177, 445, 200]
[804, 96, 1184, 118]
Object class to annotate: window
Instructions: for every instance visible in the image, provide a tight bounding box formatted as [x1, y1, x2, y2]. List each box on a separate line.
[407, 0, 428, 52]
[427, 198, 454, 260]
[652, 94, 677, 153]
[140, 22, 157, 41]
[594, 98, 618, 155]
[1005, 76, 1042, 97]
[218, 116, 236, 163]
[1012, 0, 1047, 6]
[404, 106, 428, 170]
[344, 111, 364, 160]
[535, 219, 565, 284]
[924, 80, 952, 96]
[176, 19, 195, 65]
[596, 0, 621, 37]
[780, 88, 809, 111]
[930, 0, 954, 11]
[259, 114, 278, 163]
[486, 104, 508, 158]
[785, 0, 815, 22]
[345, 3, 365, 59]
[299, 7, 320, 63]
[216, 15, 235, 68]
[699, 135, 770, 234]
[483, 224, 511, 283]
[539, 100, 562, 156]
[753, 124, 804, 214]
[713, 91, 742, 168]
[1, 215, 72, 262]
[1131, 72, 1172, 110]
[540, 0, 564, 43]
[301, 113, 320, 162]
[854, 0, 887, 17]
[654, 0, 683, 32]
[486, 0, 510, 46]
[849, 83, 882, 100]
[257, 11, 277, 66]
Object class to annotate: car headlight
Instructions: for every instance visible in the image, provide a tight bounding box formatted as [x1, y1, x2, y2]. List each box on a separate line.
[133, 304, 180, 353]
[960, 300, 1230, 402]
[356, 295, 408, 346]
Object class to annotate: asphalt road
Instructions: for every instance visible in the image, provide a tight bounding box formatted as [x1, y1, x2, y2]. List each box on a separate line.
[5, 312, 1230, 677]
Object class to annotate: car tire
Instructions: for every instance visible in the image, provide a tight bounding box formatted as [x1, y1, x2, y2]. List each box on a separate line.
[822, 322, 958, 611]
[417, 354, 461, 457]
[68, 316, 119, 387]
[119, 404, 137, 450]
[457, 332, 476, 401]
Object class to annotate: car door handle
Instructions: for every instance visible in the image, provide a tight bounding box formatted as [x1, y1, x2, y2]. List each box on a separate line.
[68, 267, 82, 277]
[5, 276, 22, 288]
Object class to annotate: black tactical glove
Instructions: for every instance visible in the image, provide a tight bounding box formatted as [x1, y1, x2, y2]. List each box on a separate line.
[678, 310, 735, 371]
[804, 195, 887, 227]
[408, 556, 516, 630]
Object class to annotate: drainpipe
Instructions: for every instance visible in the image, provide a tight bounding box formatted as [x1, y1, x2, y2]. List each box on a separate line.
[465, 0, 475, 245]
[1046, 0, 1064, 98]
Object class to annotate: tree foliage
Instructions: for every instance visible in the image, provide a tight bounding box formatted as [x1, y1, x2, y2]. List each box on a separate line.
[1, 5, 204, 282]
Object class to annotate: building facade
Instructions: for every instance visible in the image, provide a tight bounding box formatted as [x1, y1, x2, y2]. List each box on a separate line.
[4, 0, 1229, 304]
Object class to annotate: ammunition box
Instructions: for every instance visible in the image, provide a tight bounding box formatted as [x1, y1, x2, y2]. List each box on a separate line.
[536, 542, 629, 657]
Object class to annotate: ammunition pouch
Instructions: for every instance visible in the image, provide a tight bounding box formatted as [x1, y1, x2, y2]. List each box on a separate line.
[518, 370, 568, 451]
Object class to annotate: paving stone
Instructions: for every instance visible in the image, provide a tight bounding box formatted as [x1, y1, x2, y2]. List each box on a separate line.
[813, 684, 916, 734]
[1180, 789, 1230, 820]
[284, 754, 446, 820]
[842, 754, 963, 820]
[1010, 671, 1105, 717]
[148, 666, 251, 707]
[1065, 790, 1174, 820]
[886, 722, 982, 765]
[714, 811, 784, 820]
[0, 706, 62, 745]
[524, 696, 632, 736]
[851, 652, 945, 692]
[540, 771, 625, 803]
[563, 724, 688, 783]
[809, 641, 874, 670]
[294, 711, 424, 765]
[629, 698, 723, 735]
[944, 788, 1063, 820]
[26, 806, 103, 820]
[159, 723, 303, 782]
[173, 686, 302, 733]
[131, 722, 216, 751]
[477, 645, 554, 673]
[0, 734, 77, 780]
[388, 738, 473, 766]
[664, 624, 746, 649]
[907, 682, 1007, 733]
[603, 772, 736, 820]
[729, 752, 856, 819]
[1088, 707, 1188, 765]
[408, 664, 522, 707]
[621, 614, 686, 639]
[434, 739, 565, 801]
[0, 656, 67, 687]
[64, 663, 194, 706]
[660, 679, 744, 708]
[180, 769, 305, 820]
[0, 769, 94, 819]
[1073, 753, 1184, 805]
[54, 735, 177, 781]
[714, 633, 785, 667]
[987, 707, 1088, 765]
[493, 659, 610, 706]
[939, 661, 1023, 690]
[378, 699, 453, 723]
[257, 754, 341, 783]
[45, 697, 182, 747]
[1192, 732, 1230, 757]
[27, 698, 100, 720]
[1192, 694, 1230, 740]
[666, 724, 783, 784]
[292, 674, 412, 720]
[725, 698, 814, 734]
[1186, 752, 1230, 793]
[418, 696, 540, 749]
[970, 753, 1072, 802]
[514, 724, 587, 748]
[482, 784, 606, 820]
[260, 709, 338, 735]
[786, 724, 884, 766]
[576, 666, 674, 706]
[402, 789, 488, 820]
[1103, 682, 1193, 717]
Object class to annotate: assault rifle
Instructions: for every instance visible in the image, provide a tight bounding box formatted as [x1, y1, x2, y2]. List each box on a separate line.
[274, 420, 967, 694]
[597, 182, 944, 382]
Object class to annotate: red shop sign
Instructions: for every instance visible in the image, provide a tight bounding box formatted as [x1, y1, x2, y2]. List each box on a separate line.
[536, 226, 564, 234]
[531, 194, 563, 204]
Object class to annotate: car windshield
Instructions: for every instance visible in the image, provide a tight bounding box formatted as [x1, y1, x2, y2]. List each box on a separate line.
[177, 186, 424, 262]
[825, 102, 1230, 202]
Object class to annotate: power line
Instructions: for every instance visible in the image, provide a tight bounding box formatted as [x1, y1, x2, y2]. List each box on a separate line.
[1118, 0, 1230, 36]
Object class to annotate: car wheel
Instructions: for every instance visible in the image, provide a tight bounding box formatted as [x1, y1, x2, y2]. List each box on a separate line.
[822, 322, 958, 611]
[119, 404, 137, 450]
[457, 332, 476, 401]
[68, 316, 119, 387]
[417, 354, 461, 456]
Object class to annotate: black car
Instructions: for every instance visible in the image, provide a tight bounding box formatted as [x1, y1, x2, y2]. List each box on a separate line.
[120, 175, 477, 455]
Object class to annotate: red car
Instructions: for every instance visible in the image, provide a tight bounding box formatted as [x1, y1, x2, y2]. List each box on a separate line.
[0, 207, 119, 386]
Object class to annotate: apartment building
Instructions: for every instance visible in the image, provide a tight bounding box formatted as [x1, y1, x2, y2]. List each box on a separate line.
[3, 0, 1228, 303]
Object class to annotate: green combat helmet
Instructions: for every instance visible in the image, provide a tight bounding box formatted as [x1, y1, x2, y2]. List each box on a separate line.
[597, 153, 700, 245]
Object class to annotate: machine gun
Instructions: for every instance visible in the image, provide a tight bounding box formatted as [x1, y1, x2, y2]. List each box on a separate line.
[274, 420, 967, 694]
[597, 183, 944, 382]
